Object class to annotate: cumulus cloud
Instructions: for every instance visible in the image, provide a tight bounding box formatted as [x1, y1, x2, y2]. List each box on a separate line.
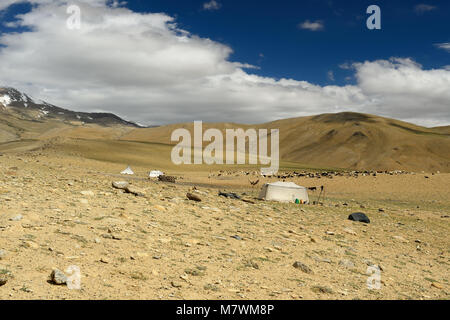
[298, 20, 324, 31]
[414, 4, 437, 14]
[203, 1, 221, 11]
[353, 58, 450, 126]
[0, 0, 449, 126]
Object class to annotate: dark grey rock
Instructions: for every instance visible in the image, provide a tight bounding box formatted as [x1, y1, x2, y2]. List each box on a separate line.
[50, 269, 67, 285]
[348, 212, 370, 223]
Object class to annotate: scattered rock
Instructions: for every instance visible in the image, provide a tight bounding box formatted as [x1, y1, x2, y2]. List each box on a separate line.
[80, 190, 94, 197]
[100, 257, 110, 264]
[311, 285, 333, 294]
[348, 212, 370, 223]
[112, 181, 129, 190]
[50, 269, 67, 285]
[125, 186, 146, 197]
[292, 261, 313, 274]
[171, 280, 182, 288]
[230, 235, 242, 241]
[24, 241, 39, 249]
[186, 193, 202, 202]
[431, 282, 443, 289]
[219, 192, 241, 200]
[9, 214, 23, 221]
[0, 249, 6, 260]
[0, 276, 7, 286]
[159, 175, 177, 183]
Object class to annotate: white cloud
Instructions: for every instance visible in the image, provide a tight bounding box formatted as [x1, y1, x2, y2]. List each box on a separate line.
[0, 1, 449, 127]
[203, 0, 221, 11]
[414, 4, 437, 14]
[353, 58, 450, 126]
[435, 42, 450, 52]
[298, 20, 324, 31]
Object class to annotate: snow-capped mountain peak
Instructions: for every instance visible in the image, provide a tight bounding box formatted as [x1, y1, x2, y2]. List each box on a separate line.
[0, 87, 140, 127]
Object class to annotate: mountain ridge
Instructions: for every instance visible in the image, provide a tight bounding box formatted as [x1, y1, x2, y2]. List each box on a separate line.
[0, 88, 449, 172]
[0, 87, 141, 128]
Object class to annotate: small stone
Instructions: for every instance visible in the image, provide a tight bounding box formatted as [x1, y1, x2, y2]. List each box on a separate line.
[231, 235, 242, 241]
[125, 186, 146, 197]
[0, 249, 6, 260]
[80, 190, 94, 197]
[171, 281, 182, 288]
[0, 276, 7, 286]
[112, 181, 129, 190]
[311, 285, 333, 294]
[50, 269, 67, 285]
[100, 257, 110, 264]
[293, 261, 313, 274]
[431, 282, 443, 289]
[24, 241, 39, 249]
[9, 214, 23, 221]
[186, 193, 202, 202]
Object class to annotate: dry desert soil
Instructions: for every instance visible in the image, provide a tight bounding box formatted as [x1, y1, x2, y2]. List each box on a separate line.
[0, 150, 449, 300]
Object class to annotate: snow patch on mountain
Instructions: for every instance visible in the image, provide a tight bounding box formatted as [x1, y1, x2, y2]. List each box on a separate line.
[0, 95, 11, 106]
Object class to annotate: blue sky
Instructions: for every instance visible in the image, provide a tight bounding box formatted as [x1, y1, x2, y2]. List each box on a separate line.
[124, 0, 450, 85]
[1, 0, 448, 85]
[0, 0, 449, 126]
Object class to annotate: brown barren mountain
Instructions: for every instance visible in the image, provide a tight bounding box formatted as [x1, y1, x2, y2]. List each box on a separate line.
[0, 90, 449, 173]
[118, 112, 450, 172]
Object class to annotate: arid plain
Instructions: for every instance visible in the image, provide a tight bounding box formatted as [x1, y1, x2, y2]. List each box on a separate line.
[0, 106, 449, 299]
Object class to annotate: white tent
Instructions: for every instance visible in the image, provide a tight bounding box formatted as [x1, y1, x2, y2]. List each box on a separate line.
[258, 181, 309, 203]
[120, 166, 134, 175]
[149, 170, 164, 178]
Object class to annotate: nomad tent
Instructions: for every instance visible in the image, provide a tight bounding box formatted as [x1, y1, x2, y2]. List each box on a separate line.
[120, 166, 134, 175]
[258, 181, 309, 203]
